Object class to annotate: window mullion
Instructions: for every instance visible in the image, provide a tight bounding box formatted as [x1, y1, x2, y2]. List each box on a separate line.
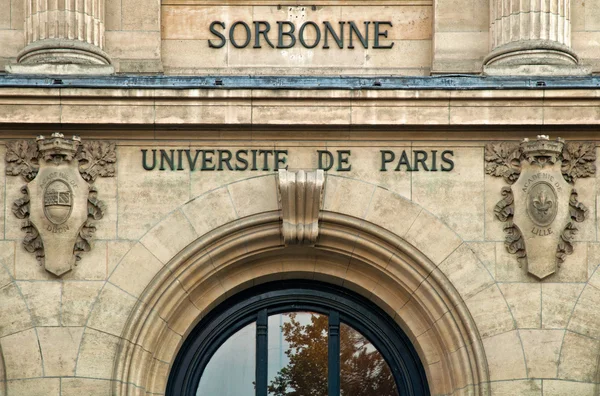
[256, 309, 268, 396]
[328, 310, 340, 396]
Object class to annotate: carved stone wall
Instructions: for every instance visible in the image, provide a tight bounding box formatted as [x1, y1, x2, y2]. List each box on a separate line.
[5, 0, 113, 75]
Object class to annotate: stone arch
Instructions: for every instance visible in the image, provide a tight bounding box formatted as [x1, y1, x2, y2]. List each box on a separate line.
[110, 174, 494, 396]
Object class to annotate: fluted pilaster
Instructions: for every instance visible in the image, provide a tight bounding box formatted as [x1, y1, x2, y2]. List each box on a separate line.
[484, 0, 588, 75]
[7, 0, 113, 74]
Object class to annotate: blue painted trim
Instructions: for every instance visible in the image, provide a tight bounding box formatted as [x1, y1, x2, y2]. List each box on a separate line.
[1, 74, 600, 90]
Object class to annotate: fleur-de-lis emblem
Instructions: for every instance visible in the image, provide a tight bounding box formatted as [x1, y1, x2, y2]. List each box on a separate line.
[533, 190, 553, 216]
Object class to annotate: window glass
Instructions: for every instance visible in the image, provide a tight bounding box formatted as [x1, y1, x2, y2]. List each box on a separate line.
[196, 322, 256, 396]
[340, 323, 399, 396]
[267, 312, 328, 395]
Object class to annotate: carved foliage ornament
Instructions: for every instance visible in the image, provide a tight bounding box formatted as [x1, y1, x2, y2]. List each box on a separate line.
[485, 136, 595, 279]
[6, 133, 116, 276]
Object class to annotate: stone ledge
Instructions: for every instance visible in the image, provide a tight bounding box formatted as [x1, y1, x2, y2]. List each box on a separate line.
[5, 63, 115, 76]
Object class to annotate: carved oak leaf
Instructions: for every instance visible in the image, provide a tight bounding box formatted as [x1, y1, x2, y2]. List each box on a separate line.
[484, 143, 522, 184]
[5, 140, 39, 182]
[561, 142, 596, 183]
[77, 141, 117, 182]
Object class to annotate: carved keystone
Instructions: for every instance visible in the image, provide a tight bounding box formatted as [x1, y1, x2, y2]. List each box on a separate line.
[277, 169, 325, 245]
[485, 136, 595, 279]
[6, 133, 116, 276]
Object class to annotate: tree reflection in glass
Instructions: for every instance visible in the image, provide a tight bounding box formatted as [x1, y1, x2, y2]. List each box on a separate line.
[268, 312, 328, 396]
[267, 313, 398, 396]
[340, 323, 399, 396]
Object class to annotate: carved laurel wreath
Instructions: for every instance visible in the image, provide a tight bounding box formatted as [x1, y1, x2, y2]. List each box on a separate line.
[5, 140, 115, 266]
[485, 142, 595, 267]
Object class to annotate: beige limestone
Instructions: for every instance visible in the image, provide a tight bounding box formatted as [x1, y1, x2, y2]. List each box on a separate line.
[182, 187, 239, 237]
[567, 284, 600, 339]
[76, 328, 121, 379]
[464, 284, 515, 338]
[412, 146, 484, 241]
[404, 211, 462, 265]
[499, 283, 541, 329]
[61, 378, 112, 396]
[365, 187, 422, 238]
[141, 209, 199, 264]
[520, 330, 564, 378]
[17, 281, 61, 326]
[6, 378, 59, 396]
[323, 175, 375, 219]
[489, 379, 542, 395]
[87, 282, 138, 337]
[482, 330, 527, 381]
[557, 331, 600, 382]
[438, 244, 494, 300]
[0, 328, 43, 379]
[37, 327, 84, 376]
[61, 281, 104, 326]
[542, 283, 585, 329]
[543, 380, 597, 396]
[0, 283, 32, 337]
[227, 174, 279, 217]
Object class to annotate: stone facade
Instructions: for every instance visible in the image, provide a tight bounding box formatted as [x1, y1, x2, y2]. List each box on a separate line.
[1, 1, 600, 396]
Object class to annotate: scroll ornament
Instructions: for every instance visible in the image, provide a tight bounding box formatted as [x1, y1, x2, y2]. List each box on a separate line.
[5, 133, 116, 276]
[485, 136, 595, 279]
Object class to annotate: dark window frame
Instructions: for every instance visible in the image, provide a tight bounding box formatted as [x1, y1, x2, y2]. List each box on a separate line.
[166, 280, 430, 396]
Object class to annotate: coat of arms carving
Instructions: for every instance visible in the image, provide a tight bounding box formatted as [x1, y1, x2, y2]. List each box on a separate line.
[485, 136, 596, 279]
[5, 133, 116, 276]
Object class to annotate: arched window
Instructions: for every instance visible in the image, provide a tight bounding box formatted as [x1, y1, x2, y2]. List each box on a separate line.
[167, 281, 430, 396]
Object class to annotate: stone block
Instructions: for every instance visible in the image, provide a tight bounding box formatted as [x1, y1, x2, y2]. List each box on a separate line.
[567, 284, 600, 339]
[364, 40, 431, 69]
[519, 329, 563, 378]
[162, 40, 229, 71]
[543, 380, 597, 396]
[466, 241, 495, 275]
[154, 102, 251, 124]
[412, 146, 484, 241]
[105, 0, 121, 30]
[60, 102, 155, 125]
[432, 32, 487, 74]
[105, 31, 161, 59]
[10, 0, 23, 29]
[182, 187, 238, 237]
[438, 244, 494, 300]
[17, 281, 61, 326]
[404, 211, 463, 265]
[37, 327, 84, 376]
[557, 331, 600, 382]
[122, 0, 159, 30]
[252, 104, 351, 125]
[61, 378, 112, 396]
[340, 6, 431, 40]
[482, 330, 527, 381]
[364, 187, 421, 238]
[542, 283, 585, 329]
[0, 328, 42, 379]
[141, 209, 199, 264]
[107, 240, 136, 274]
[61, 281, 104, 326]
[498, 283, 541, 329]
[489, 380, 541, 395]
[0, 241, 15, 288]
[435, 0, 488, 32]
[464, 284, 515, 338]
[14, 242, 55, 281]
[87, 282, 138, 337]
[0, 283, 32, 337]
[76, 328, 120, 379]
[351, 104, 450, 125]
[227, 174, 279, 218]
[323, 175, 375, 219]
[589, 242, 600, 282]
[0, 145, 4, 239]
[117, 146, 190, 240]
[0, 30, 24, 58]
[63, 240, 107, 281]
[6, 378, 59, 396]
